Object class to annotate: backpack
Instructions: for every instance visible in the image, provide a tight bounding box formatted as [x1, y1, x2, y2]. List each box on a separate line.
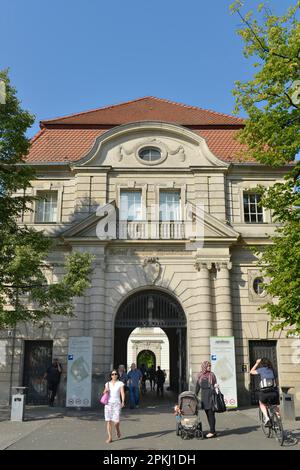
[259, 378, 276, 390]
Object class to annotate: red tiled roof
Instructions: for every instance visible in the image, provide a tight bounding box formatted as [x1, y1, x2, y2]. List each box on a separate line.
[27, 129, 106, 163]
[41, 96, 244, 127]
[26, 128, 250, 163]
[25, 97, 250, 164]
[194, 130, 250, 162]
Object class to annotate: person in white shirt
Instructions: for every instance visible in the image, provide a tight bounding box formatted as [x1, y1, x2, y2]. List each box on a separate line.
[103, 369, 125, 443]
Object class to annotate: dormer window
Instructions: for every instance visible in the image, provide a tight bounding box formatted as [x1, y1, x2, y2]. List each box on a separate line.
[138, 147, 161, 162]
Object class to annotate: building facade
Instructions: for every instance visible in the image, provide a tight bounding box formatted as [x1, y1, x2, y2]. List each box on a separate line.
[0, 97, 299, 406]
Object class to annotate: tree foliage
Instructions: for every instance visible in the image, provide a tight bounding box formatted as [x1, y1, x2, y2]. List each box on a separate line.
[231, 1, 300, 165]
[231, 2, 300, 332]
[0, 70, 93, 328]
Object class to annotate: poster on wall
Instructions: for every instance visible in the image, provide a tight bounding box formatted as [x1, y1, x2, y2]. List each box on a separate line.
[210, 336, 238, 409]
[66, 336, 93, 407]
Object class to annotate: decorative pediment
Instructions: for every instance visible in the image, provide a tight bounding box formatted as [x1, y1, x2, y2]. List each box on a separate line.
[71, 121, 229, 169]
[60, 201, 115, 239]
[60, 202, 240, 244]
[201, 212, 240, 240]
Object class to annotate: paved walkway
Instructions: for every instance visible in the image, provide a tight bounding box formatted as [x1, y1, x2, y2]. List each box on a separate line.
[1, 392, 299, 451]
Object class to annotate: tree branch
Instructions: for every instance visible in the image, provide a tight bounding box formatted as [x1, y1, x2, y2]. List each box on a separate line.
[236, 9, 297, 62]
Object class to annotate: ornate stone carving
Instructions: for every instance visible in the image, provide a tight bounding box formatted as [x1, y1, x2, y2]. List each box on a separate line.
[215, 261, 232, 271]
[116, 138, 187, 165]
[194, 260, 213, 271]
[117, 145, 126, 162]
[143, 257, 161, 284]
[248, 269, 268, 303]
[168, 144, 186, 162]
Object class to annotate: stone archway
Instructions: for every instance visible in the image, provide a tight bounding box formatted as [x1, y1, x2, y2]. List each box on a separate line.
[114, 289, 187, 392]
[137, 350, 156, 370]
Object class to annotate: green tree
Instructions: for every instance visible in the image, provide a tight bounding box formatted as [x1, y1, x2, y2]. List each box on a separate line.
[0, 70, 93, 328]
[231, 2, 300, 332]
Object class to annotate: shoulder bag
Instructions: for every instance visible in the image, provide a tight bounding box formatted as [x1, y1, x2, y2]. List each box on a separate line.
[212, 388, 226, 413]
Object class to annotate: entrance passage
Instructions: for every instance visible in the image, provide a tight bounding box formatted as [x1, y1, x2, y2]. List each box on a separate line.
[137, 350, 156, 370]
[23, 340, 53, 404]
[114, 289, 187, 392]
[249, 340, 278, 405]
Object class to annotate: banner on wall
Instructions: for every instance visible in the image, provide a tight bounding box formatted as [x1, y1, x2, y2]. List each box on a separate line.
[210, 336, 238, 409]
[66, 337, 93, 407]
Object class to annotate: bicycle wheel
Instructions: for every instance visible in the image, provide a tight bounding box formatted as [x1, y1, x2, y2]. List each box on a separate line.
[272, 411, 285, 446]
[259, 409, 271, 438]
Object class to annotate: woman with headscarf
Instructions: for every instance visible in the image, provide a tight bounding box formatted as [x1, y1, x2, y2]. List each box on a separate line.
[195, 361, 218, 438]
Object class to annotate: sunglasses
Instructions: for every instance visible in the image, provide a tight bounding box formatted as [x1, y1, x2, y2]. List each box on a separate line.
[111, 373, 117, 375]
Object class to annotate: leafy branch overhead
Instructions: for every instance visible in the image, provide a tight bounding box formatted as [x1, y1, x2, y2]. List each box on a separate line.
[231, 0, 300, 165]
[0, 70, 93, 329]
[231, 2, 300, 333]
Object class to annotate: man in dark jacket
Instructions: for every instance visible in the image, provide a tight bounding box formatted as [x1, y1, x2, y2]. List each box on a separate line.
[155, 366, 165, 397]
[44, 358, 62, 407]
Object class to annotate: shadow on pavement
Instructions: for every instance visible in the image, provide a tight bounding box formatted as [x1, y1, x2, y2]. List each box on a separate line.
[119, 429, 175, 440]
[218, 425, 260, 436]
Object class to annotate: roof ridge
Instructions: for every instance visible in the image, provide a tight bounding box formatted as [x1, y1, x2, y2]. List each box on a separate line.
[41, 97, 154, 124]
[30, 128, 45, 143]
[41, 96, 244, 125]
[150, 96, 244, 121]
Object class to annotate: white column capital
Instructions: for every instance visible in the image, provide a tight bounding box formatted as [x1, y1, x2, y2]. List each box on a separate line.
[215, 260, 232, 271]
[194, 260, 213, 272]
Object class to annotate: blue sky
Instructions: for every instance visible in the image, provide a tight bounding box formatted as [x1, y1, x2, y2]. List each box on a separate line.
[0, 0, 294, 137]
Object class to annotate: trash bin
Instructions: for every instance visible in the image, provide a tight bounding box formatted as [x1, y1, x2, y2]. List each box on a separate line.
[280, 386, 295, 421]
[11, 386, 27, 422]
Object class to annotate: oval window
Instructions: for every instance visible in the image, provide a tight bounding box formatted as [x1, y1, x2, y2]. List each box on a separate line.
[139, 147, 161, 162]
[253, 277, 264, 295]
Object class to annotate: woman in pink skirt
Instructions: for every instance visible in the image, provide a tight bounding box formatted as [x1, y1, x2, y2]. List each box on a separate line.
[103, 369, 125, 443]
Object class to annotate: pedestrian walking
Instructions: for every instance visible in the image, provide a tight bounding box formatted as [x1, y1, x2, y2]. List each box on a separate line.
[148, 365, 156, 391]
[44, 358, 62, 407]
[155, 366, 165, 397]
[195, 361, 218, 438]
[118, 364, 128, 406]
[127, 363, 142, 409]
[140, 363, 147, 394]
[118, 364, 128, 389]
[103, 369, 125, 443]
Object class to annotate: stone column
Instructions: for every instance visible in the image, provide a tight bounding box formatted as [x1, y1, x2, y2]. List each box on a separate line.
[68, 246, 90, 338]
[215, 261, 233, 337]
[191, 261, 213, 378]
[87, 246, 107, 405]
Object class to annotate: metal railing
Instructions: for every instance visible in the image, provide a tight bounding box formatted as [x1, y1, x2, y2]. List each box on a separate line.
[117, 220, 187, 240]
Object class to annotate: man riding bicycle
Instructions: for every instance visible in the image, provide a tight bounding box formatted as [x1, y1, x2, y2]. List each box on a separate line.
[250, 358, 280, 427]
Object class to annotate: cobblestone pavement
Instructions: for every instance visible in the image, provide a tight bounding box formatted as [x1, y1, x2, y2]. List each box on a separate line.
[0, 392, 299, 451]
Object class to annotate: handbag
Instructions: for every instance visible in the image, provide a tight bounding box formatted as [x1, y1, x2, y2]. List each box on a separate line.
[100, 391, 109, 405]
[212, 389, 226, 413]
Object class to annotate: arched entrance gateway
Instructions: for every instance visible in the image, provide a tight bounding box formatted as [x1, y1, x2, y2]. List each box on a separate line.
[137, 350, 156, 370]
[114, 289, 187, 392]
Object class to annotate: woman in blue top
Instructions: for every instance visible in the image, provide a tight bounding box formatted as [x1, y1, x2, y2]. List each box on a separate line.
[250, 358, 279, 426]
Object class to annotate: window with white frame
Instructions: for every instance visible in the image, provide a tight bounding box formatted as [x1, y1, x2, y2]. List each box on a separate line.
[138, 147, 161, 162]
[159, 191, 181, 221]
[120, 190, 142, 221]
[243, 192, 263, 223]
[35, 191, 58, 223]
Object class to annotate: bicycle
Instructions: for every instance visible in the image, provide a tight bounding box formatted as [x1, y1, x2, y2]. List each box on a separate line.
[259, 404, 285, 446]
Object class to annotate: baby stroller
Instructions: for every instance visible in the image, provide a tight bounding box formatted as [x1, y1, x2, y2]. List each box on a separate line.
[175, 391, 204, 439]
